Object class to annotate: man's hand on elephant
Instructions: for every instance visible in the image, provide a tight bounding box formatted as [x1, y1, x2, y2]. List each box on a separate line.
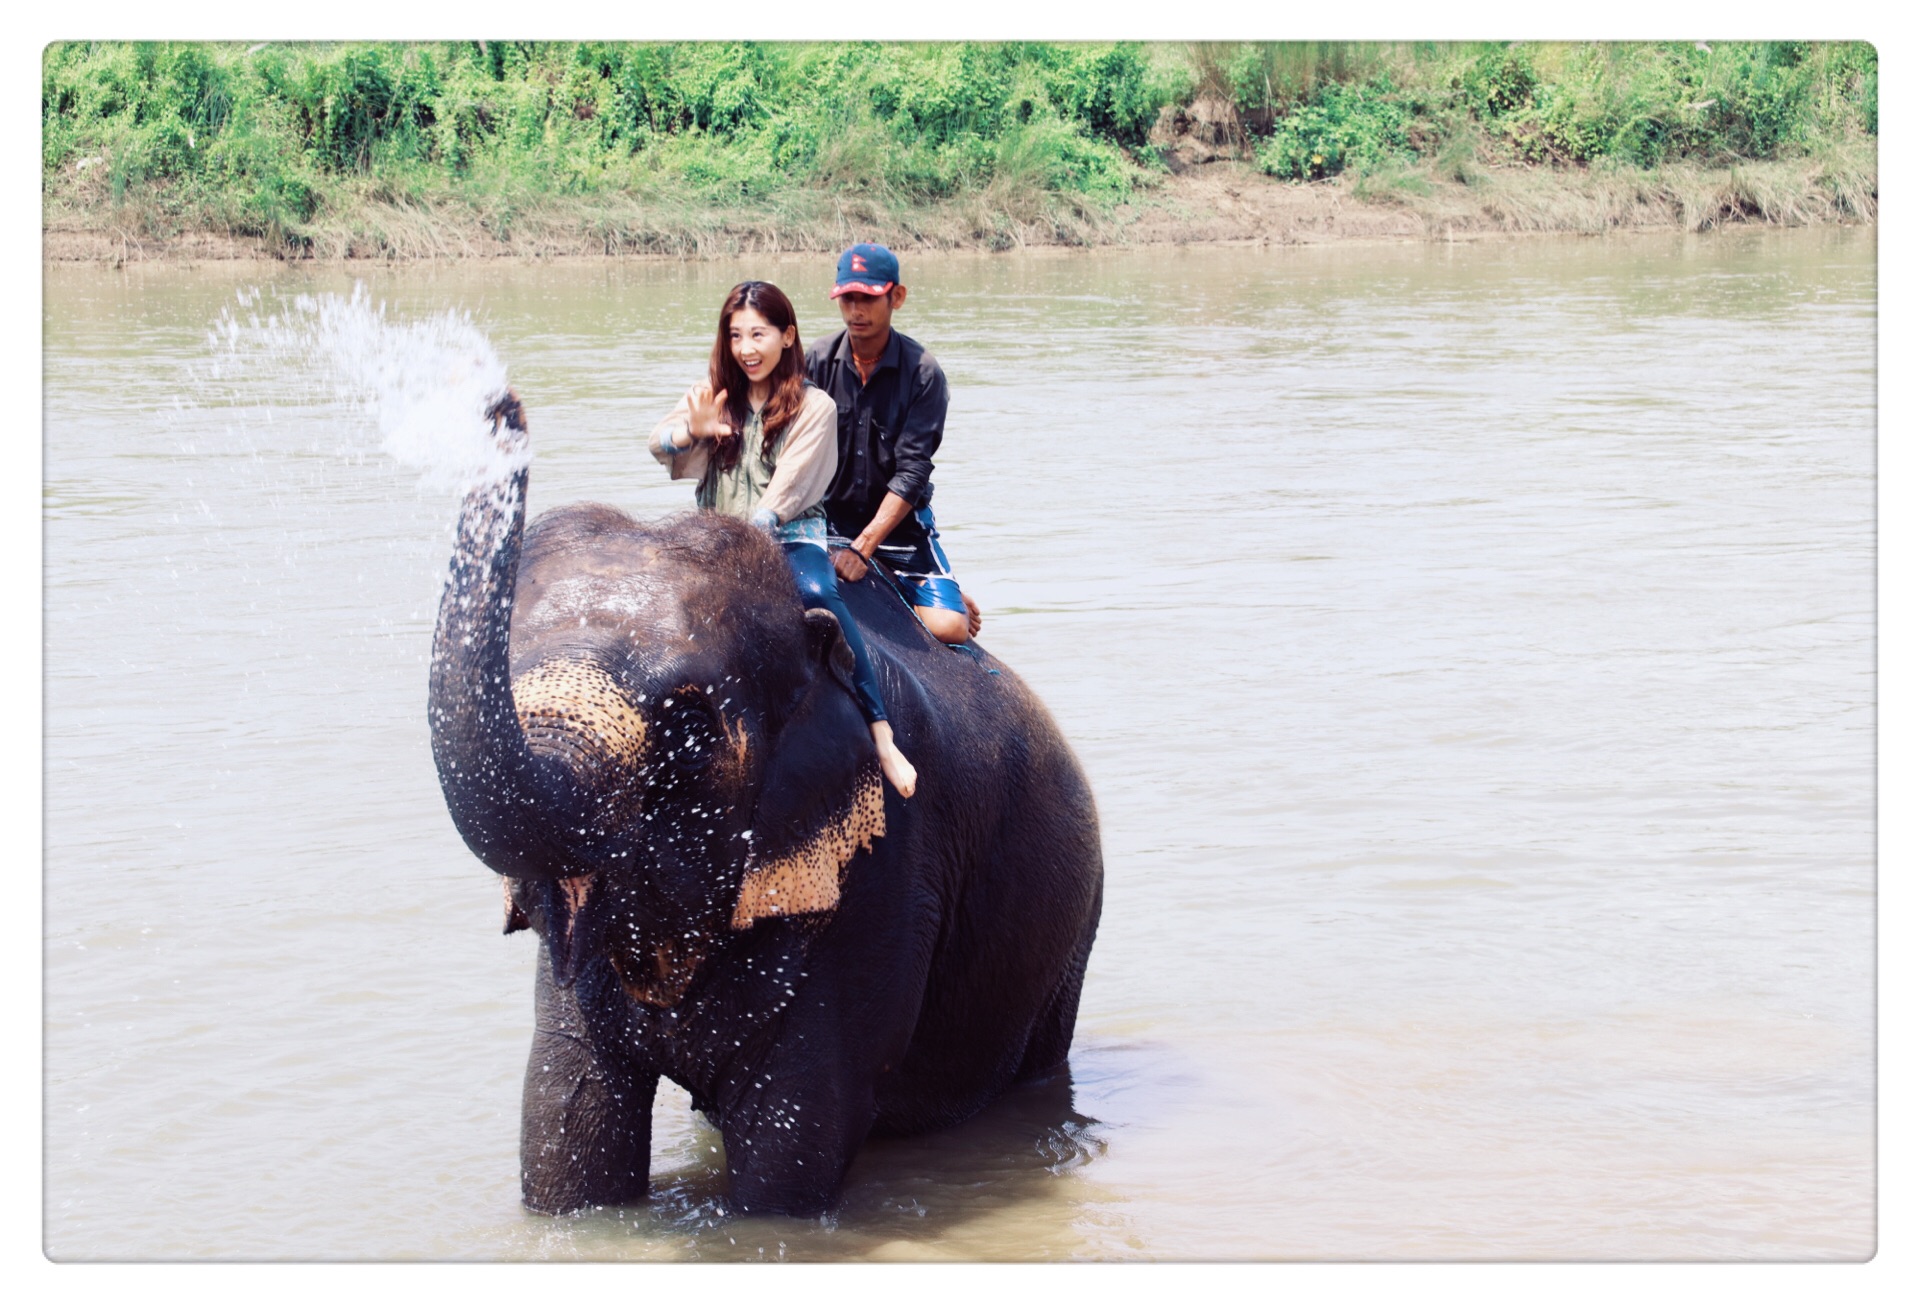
[832, 546, 871, 583]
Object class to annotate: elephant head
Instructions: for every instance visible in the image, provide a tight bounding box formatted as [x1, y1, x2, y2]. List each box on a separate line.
[428, 394, 886, 1001]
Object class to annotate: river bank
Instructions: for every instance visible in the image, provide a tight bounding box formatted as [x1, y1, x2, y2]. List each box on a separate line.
[41, 151, 1874, 265]
[43, 41, 1875, 265]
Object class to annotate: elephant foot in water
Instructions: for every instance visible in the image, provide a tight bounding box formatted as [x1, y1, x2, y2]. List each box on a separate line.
[519, 962, 654, 1214]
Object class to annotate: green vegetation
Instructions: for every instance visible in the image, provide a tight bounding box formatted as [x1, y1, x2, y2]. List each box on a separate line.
[1256, 78, 1413, 182]
[1238, 42, 1877, 181]
[41, 41, 1178, 253]
[41, 40, 1877, 258]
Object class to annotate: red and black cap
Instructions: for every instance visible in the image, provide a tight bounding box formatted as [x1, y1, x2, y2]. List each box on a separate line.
[830, 243, 900, 298]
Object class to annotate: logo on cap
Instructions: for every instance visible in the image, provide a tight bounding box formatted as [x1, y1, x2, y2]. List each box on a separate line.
[831, 243, 900, 298]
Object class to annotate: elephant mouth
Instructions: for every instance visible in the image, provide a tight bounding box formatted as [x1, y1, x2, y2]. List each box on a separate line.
[611, 933, 709, 1008]
[514, 870, 707, 1001]
[517, 871, 597, 988]
[555, 871, 594, 928]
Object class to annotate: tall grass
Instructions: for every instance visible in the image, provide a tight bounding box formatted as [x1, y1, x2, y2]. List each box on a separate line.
[42, 40, 1877, 257]
[1227, 41, 1877, 183]
[42, 41, 1176, 253]
[1184, 42, 1388, 140]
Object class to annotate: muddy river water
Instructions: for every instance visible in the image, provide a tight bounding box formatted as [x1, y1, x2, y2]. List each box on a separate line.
[43, 228, 1875, 1260]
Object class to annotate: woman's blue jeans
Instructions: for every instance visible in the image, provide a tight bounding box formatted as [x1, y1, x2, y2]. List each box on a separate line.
[782, 541, 889, 724]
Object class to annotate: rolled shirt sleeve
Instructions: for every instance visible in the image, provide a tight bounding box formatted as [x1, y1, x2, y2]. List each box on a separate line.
[757, 387, 839, 525]
[648, 386, 712, 483]
[885, 354, 947, 506]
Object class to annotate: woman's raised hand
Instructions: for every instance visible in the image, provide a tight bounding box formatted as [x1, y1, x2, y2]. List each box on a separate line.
[687, 382, 732, 440]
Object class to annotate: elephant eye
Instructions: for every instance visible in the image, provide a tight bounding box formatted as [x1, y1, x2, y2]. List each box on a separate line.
[657, 692, 718, 773]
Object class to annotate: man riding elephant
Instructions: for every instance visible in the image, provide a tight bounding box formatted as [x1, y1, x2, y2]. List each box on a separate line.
[805, 243, 984, 646]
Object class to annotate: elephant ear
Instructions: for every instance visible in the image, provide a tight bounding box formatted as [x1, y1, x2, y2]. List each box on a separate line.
[731, 610, 887, 931]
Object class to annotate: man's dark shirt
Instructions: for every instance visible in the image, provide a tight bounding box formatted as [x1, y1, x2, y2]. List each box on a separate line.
[803, 327, 949, 549]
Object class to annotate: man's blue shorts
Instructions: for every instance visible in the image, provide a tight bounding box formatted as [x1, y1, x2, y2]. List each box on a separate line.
[831, 492, 967, 616]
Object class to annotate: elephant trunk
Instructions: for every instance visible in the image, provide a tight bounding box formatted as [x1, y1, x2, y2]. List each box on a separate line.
[428, 393, 587, 880]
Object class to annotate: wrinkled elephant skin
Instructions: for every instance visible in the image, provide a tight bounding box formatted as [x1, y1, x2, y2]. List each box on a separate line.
[429, 395, 1103, 1216]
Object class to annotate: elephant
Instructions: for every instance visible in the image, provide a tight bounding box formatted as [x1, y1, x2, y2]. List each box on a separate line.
[428, 392, 1104, 1217]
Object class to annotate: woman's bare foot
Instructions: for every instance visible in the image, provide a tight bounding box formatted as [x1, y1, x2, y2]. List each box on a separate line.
[870, 721, 917, 798]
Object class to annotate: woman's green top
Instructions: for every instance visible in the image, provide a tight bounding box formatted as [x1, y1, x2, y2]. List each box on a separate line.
[696, 406, 826, 531]
[651, 383, 839, 542]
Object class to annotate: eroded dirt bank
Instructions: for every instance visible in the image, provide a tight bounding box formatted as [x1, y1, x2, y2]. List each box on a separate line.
[42, 157, 1872, 265]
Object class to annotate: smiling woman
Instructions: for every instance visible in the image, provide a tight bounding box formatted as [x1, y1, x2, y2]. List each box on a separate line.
[650, 279, 917, 798]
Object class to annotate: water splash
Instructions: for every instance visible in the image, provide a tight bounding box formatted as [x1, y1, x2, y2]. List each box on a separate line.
[207, 283, 523, 491]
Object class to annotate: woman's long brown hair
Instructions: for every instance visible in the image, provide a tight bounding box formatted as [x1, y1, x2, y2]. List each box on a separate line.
[708, 281, 807, 474]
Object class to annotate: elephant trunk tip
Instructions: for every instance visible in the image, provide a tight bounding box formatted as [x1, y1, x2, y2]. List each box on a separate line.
[487, 389, 528, 436]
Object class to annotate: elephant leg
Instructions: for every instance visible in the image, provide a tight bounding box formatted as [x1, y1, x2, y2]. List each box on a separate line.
[1016, 888, 1102, 1081]
[519, 953, 655, 1214]
[719, 1069, 871, 1218]
[716, 998, 890, 1218]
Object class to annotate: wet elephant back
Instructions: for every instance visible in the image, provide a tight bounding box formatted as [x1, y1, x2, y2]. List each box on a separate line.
[832, 567, 1104, 1132]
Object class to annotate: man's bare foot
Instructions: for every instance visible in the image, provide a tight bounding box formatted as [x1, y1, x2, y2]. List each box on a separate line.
[870, 721, 917, 798]
[962, 592, 983, 638]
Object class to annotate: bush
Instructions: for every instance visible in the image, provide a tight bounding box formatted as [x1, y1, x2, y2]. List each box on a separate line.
[1432, 41, 1879, 168]
[1255, 77, 1413, 180]
[1458, 45, 1537, 118]
[1040, 43, 1161, 145]
[40, 38, 1879, 248]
